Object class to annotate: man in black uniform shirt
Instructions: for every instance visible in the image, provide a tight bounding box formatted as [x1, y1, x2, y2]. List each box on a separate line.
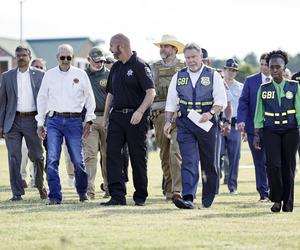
[100, 33, 156, 206]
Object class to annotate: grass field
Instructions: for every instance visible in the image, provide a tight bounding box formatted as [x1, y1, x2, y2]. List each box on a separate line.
[0, 140, 299, 250]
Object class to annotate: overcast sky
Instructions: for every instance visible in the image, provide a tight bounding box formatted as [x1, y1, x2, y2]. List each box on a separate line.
[0, 0, 299, 61]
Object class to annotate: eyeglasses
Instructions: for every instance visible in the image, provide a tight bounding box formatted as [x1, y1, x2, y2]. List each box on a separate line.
[59, 56, 72, 61]
[91, 59, 105, 64]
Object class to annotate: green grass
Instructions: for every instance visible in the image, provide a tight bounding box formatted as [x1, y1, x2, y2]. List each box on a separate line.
[0, 142, 300, 250]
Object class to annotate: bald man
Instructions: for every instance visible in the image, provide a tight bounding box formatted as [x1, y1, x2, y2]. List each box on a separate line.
[36, 44, 96, 205]
[100, 34, 156, 206]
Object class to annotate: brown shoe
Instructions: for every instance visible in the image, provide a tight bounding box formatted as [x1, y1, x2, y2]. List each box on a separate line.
[38, 188, 47, 200]
[22, 179, 28, 189]
[87, 192, 95, 200]
[172, 193, 182, 202]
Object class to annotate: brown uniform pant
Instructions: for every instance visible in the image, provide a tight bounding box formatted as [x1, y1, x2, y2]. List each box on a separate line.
[83, 116, 107, 196]
[153, 112, 182, 198]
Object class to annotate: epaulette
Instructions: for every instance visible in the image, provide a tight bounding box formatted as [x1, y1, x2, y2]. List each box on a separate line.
[287, 79, 298, 84]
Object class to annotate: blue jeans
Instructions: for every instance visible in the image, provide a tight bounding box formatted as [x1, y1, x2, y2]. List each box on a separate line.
[46, 116, 87, 201]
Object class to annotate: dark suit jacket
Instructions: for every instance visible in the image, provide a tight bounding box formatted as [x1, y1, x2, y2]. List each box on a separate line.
[237, 72, 262, 135]
[0, 67, 44, 133]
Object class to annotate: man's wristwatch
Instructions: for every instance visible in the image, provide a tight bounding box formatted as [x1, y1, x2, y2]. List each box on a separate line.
[209, 109, 215, 116]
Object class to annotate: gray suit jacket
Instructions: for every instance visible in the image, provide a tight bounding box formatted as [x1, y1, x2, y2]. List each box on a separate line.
[0, 67, 44, 133]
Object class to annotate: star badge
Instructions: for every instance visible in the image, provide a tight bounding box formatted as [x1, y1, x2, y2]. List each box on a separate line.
[127, 69, 133, 76]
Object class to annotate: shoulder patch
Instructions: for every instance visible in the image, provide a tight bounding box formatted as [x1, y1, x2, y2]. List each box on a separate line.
[144, 66, 153, 80]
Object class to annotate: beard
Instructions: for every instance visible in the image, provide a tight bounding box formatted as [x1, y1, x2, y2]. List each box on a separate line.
[113, 46, 122, 60]
[160, 52, 168, 60]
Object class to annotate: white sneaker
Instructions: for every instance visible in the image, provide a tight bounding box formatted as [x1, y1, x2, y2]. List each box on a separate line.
[67, 177, 75, 188]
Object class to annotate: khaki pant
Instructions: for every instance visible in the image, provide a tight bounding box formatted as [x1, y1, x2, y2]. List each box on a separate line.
[83, 116, 107, 196]
[153, 112, 182, 198]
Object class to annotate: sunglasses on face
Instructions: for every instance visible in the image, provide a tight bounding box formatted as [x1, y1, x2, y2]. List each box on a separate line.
[59, 56, 72, 61]
[34, 66, 44, 70]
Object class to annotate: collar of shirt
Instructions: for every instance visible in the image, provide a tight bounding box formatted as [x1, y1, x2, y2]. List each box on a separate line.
[187, 64, 205, 87]
[261, 73, 272, 83]
[124, 51, 137, 65]
[17, 66, 30, 74]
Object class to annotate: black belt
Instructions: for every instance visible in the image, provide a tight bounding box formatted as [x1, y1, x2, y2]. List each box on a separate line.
[114, 108, 135, 114]
[95, 111, 104, 116]
[49, 111, 81, 118]
[16, 111, 37, 117]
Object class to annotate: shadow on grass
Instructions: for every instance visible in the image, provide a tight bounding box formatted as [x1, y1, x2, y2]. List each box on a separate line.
[217, 192, 258, 197]
[188, 211, 270, 219]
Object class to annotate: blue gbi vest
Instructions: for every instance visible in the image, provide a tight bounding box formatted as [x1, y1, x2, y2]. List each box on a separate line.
[261, 80, 298, 129]
[176, 66, 214, 116]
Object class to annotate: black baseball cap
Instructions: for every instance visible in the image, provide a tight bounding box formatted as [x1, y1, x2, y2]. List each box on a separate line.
[201, 48, 208, 59]
[224, 58, 239, 71]
[89, 47, 105, 63]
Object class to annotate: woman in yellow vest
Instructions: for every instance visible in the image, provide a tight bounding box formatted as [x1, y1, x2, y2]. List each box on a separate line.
[254, 50, 300, 212]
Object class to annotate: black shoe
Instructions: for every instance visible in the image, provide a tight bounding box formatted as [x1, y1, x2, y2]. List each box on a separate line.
[173, 198, 195, 209]
[270, 202, 282, 212]
[47, 199, 61, 205]
[79, 194, 88, 202]
[134, 200, 145, 206]
[9, 196, 22, 201]
[282, 203, 293, 212]
[38, 188, 48, 200]
[99, 198, 126, 206]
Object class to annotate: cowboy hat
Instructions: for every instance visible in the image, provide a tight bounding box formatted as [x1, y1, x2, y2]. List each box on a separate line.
[154, 34, 185, 54]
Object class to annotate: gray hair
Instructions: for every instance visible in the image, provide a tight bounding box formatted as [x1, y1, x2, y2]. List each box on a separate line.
[183, 43, 202, 54]
[57, 44, 74, 56]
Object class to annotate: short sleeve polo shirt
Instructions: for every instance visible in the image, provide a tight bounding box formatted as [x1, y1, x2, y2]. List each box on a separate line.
[107, 52, 154, 109]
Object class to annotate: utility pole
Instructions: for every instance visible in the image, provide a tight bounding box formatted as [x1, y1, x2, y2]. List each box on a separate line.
[19, 0, 25, 44]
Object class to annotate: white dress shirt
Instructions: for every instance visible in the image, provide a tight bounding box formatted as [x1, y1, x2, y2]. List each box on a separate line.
[17, 68, 36, 112]
[261, 73, 272, 83]
[36, 66, 96, 126]
[165, 65, 227, 112]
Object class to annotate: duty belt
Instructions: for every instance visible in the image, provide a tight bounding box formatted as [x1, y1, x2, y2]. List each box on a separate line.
[114, 108, 135, 114]
[16, 111, 37, 117]
[48, 111, 81, 118]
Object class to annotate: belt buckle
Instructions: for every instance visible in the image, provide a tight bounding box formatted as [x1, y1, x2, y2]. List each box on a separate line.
[48, 111, 55, 117]
[123, 108, 129, 114]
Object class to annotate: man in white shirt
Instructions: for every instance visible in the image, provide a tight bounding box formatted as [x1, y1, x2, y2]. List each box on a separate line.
[0, 46, 47, 201]
[222, 59, 243, 194]
[36, 44, 96, 205]
[164, 43, 227, 209]
[237, 53, 270, 202]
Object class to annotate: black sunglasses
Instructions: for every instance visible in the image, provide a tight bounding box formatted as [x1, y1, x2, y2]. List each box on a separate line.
[34, 66, 44, 70]
[59, 56, 72, 61]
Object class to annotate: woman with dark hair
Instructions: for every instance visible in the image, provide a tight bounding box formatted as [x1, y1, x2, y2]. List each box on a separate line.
[253, 50, 300, 212]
